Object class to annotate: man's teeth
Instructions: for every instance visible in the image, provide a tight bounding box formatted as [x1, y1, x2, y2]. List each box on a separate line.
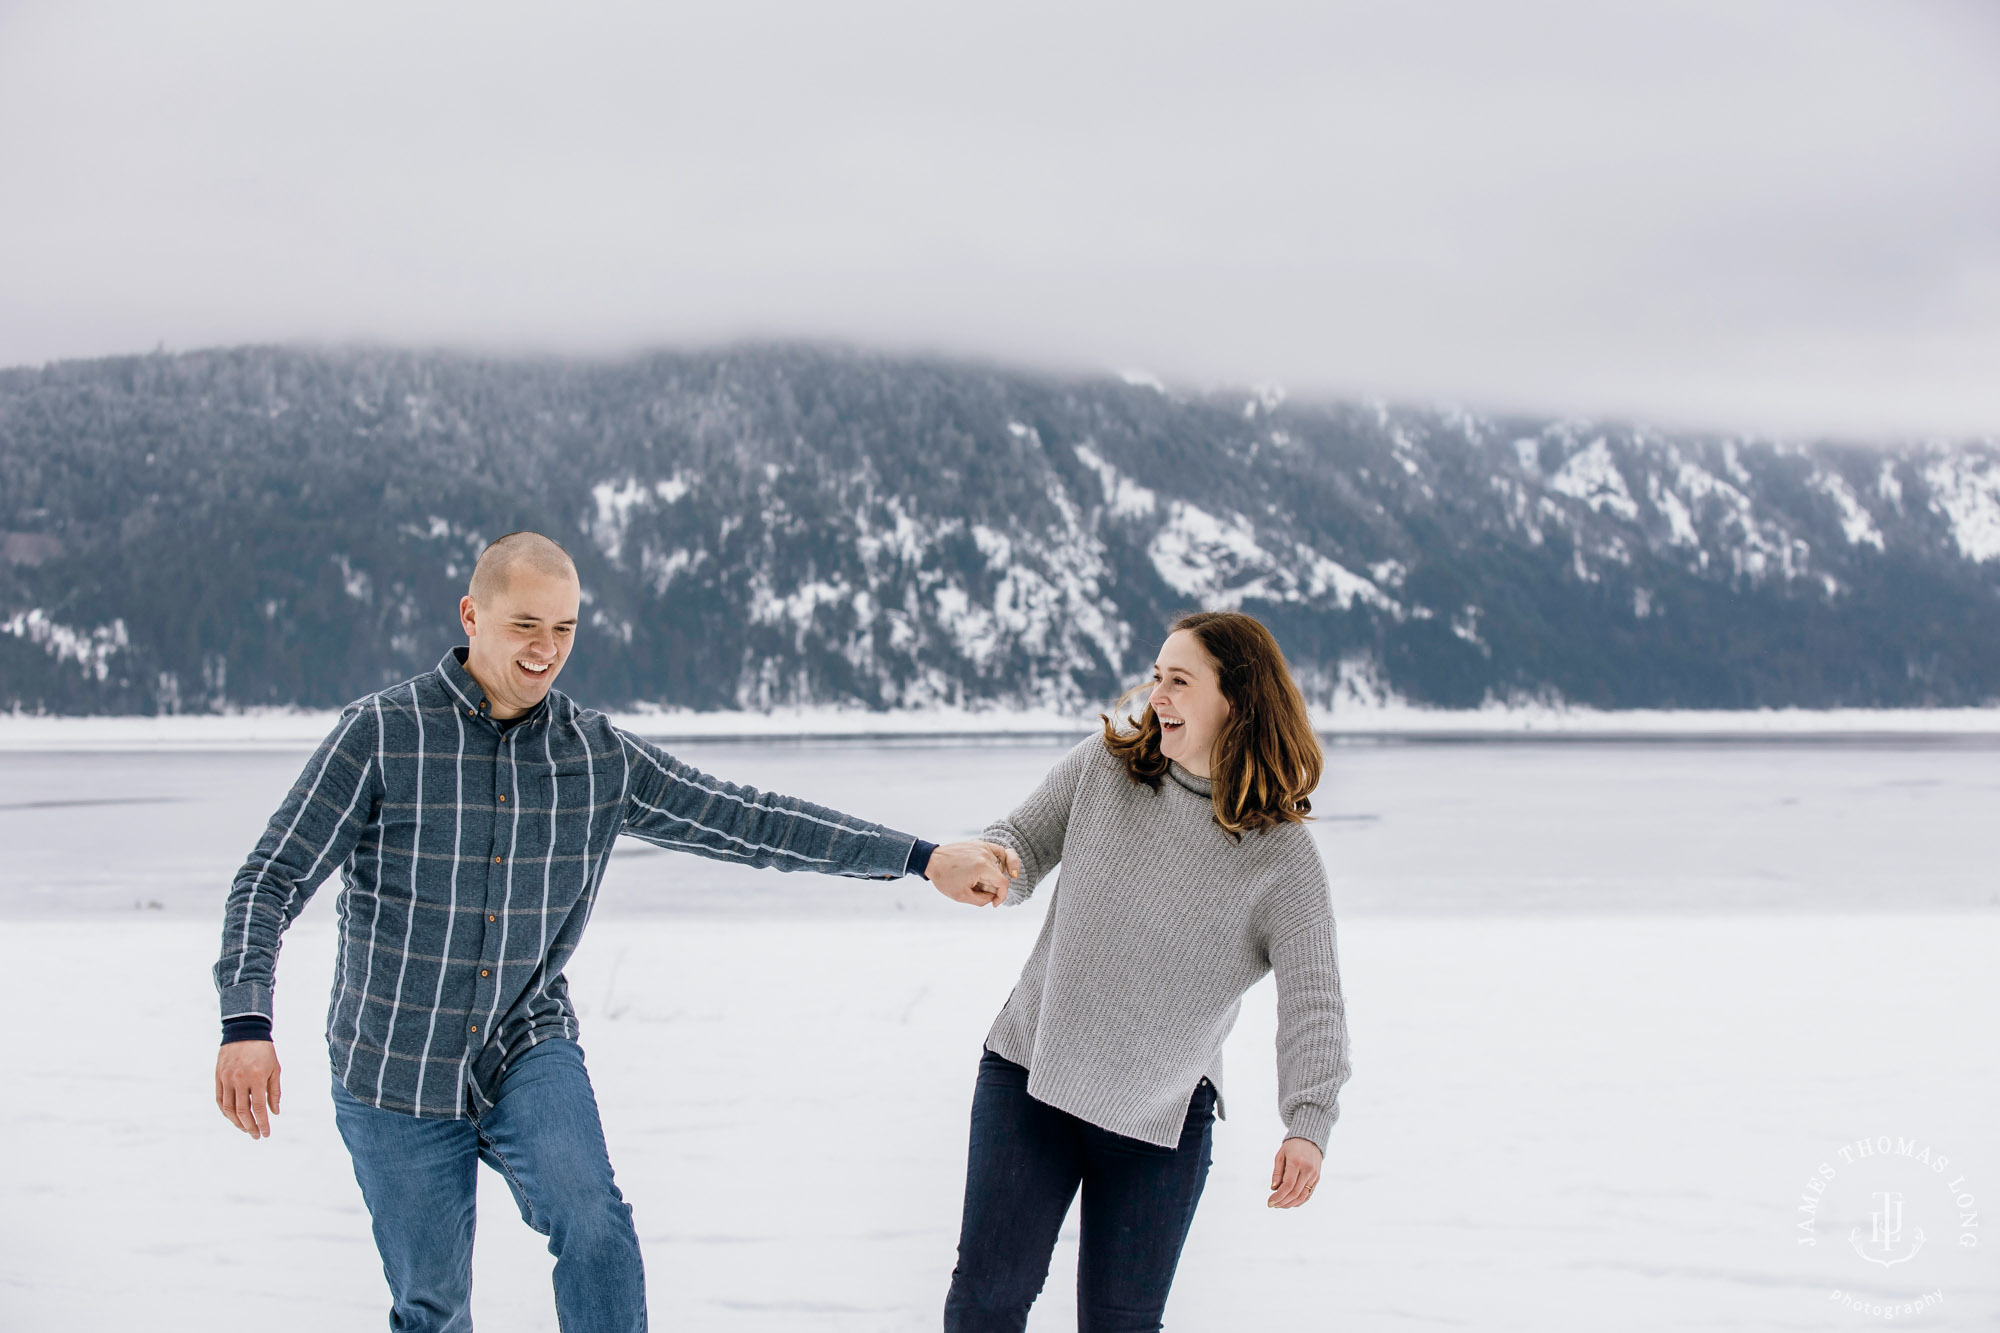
[518, 661, 550, 674]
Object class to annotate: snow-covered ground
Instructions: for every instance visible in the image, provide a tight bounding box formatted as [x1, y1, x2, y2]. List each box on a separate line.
[2, 740, 1995, 1329]
[4, 702, 2000, 751]
[5, 913, 1994, 1331]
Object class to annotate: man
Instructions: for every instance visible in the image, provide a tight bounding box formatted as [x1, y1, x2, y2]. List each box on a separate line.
[213, 531, 1017, 1333]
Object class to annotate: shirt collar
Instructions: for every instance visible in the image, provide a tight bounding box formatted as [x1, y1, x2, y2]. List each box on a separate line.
[436, 646, 552, 734]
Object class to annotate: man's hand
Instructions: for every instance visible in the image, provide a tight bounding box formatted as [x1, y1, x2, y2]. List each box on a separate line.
[216, 1040, 282, 1139]
[925, 840, 1022, 906]
[1268, 1136, 1322, 1208]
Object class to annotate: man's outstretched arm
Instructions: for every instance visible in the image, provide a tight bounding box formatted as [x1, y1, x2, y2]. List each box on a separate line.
[614, 730, 1015, 900]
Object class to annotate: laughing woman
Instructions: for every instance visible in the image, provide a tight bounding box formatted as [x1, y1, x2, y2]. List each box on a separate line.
[941, 610, 1353, 1333]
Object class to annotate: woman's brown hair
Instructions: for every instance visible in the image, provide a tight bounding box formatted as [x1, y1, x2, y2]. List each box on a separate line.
[1099, 610, 1323, 838]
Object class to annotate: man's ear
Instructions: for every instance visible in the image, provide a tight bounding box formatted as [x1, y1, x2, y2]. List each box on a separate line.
[459, 595, 478, 639]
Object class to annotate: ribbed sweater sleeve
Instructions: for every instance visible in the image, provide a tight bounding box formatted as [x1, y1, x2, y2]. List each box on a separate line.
[980, 736, 1094, 905]
[1269, 915, 1352, 1153]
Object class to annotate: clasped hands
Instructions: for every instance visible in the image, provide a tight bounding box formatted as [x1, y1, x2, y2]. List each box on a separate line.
[923, 840, 1020, 906]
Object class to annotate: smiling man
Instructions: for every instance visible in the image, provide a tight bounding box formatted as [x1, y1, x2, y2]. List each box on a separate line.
[212, 530, 1016, 1333]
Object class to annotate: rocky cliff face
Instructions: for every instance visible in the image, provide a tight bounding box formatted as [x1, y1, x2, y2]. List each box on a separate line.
[3, 343, 1997, 714]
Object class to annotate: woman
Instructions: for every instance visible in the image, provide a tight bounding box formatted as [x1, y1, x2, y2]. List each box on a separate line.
[942, 610, 1352, 1332]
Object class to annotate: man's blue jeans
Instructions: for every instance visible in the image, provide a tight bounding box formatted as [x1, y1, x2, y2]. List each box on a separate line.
[943, 1047, 1216, 1333]
[330, 1037, 646, 1332]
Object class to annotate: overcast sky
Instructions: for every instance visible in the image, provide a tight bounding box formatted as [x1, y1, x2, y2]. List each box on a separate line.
[1, 0, 1995, 440]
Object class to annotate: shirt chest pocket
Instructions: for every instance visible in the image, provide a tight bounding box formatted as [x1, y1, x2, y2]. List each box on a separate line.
[509, 764, 602, 818]
[494, 764, 610, 869]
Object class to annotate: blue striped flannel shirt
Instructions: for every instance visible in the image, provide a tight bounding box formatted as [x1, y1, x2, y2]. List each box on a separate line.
[214, 647, 923, 1118]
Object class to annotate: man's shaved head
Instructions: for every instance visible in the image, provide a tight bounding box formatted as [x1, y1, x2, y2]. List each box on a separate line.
[469, 531, 577, 604]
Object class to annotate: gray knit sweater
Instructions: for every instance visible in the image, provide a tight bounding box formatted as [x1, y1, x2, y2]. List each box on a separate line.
[979, 735, 1352, 1151]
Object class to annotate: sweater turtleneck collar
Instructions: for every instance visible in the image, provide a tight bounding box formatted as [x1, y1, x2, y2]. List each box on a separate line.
[1167, 760, 1213, 797]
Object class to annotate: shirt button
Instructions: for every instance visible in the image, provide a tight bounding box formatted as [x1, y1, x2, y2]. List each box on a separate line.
[469, 1024, 477, 1033]
[480, 969, 490, 977]
[498, 794, 507, 803]
[488, 914, 496, 922]
[494, 855, 503, 864]
[467, 709, 475, 717]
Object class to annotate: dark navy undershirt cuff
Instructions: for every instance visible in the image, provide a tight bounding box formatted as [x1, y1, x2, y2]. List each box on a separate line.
[222, 1015, 273, 1045]
[907, 838, 938, 879]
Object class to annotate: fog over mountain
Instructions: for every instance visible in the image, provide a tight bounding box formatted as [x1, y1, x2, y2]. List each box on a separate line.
[3, 343, 1998, 716]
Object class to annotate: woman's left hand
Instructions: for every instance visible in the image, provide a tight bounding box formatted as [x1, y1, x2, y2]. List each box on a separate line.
[1268, 1136, 1323, 1209]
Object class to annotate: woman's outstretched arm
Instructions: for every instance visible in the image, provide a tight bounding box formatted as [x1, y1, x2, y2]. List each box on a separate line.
[978, 734, 1099, 906]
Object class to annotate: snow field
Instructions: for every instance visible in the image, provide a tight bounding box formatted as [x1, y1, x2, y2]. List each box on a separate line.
[4, 911, 1994, 1331]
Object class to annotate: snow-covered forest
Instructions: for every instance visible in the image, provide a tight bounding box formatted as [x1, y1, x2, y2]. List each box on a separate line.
[4, 343, 1998, 715]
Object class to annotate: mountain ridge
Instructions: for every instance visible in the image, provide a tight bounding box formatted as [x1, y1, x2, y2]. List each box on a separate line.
[4, 342, 1998, 714]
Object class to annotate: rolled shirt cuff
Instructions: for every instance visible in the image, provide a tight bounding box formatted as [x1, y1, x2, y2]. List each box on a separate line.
[906, 838, 938, 879]
[218, 980, 274, 1025]
[833, 830, 922, 881]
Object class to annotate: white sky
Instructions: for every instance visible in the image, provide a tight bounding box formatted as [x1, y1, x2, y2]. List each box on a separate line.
[1, 0, 1996, 441]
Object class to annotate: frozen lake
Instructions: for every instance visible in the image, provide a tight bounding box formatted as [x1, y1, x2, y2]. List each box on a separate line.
[3, 736, 1996, 1330]
[5, 733, 1999, 918]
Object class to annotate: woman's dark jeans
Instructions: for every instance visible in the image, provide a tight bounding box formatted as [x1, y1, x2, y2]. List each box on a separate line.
[943, 1047, 1216, 1332]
